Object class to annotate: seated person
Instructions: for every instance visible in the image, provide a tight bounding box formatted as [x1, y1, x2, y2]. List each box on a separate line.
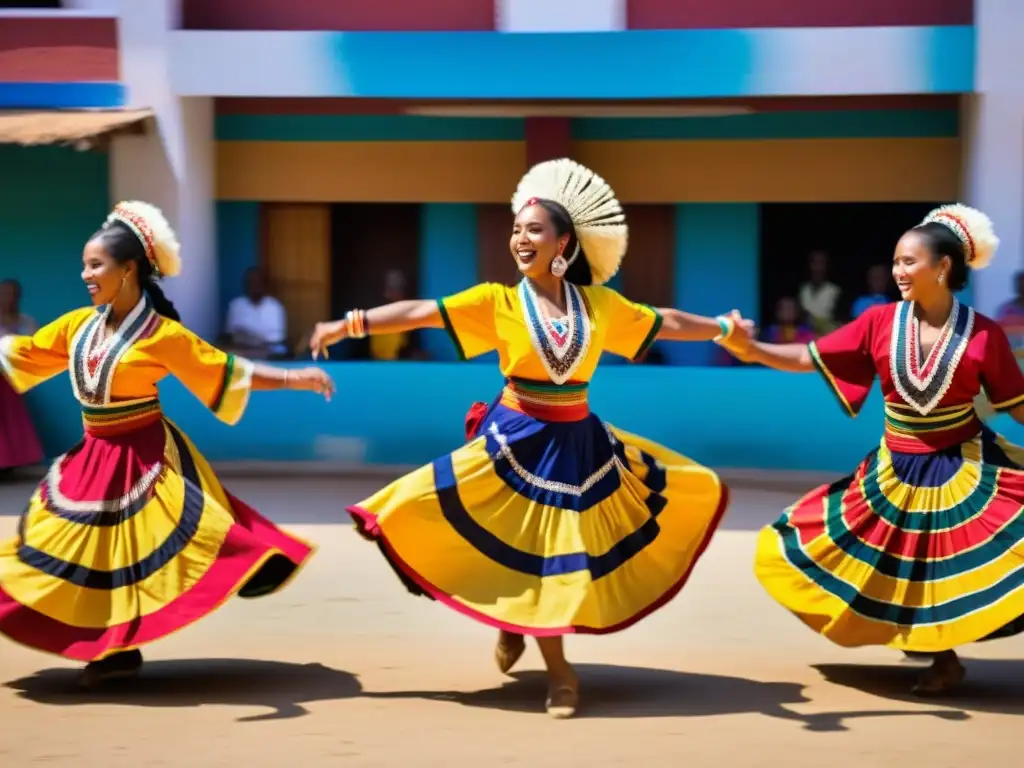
[224, 268, 288, 359]
[764, 296, 816, 344]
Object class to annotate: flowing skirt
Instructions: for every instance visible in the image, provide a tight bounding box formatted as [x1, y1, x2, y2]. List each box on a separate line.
[0, 416, 314, 661]
[0, 374, 44, 471]
[755, 427, 1024, 651]
[348, 400, 729, 635]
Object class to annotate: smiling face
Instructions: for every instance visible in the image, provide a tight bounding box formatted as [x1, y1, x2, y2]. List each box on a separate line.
[510, 203, 571, 280]
[81, 238, 132, 307]
[892, 230, 949, 303]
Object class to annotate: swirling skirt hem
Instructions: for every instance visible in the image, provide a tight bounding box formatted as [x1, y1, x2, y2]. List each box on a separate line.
[755, 526, 1024, 652]
[348, 483, 730, 637]
[0, 495, 315, 662]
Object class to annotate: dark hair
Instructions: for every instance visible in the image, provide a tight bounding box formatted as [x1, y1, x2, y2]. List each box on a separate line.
[908, 221, 969, 292]
[0, 278, 20, 298]
[89, 221, 181, 321]
[531, 199, 593, 286]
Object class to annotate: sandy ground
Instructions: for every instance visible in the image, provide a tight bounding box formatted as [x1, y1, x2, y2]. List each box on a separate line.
[0, 473, 1021, 767]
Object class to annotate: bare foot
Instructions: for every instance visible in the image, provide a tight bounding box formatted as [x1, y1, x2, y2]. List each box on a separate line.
[494, 630, 525, 675]
[912, 650, 964, 696]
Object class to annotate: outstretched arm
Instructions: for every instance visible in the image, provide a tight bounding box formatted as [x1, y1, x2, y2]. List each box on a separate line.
[310, 299, 443, 359]
[654, 308, 732, 343]
[741, 341, 815, 373]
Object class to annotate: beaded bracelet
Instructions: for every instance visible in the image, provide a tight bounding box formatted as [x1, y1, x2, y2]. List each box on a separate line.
[345, 309, 369, 339]
[712, 315, 734, 344]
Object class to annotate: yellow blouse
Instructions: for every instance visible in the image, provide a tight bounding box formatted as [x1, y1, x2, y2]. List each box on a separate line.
[0, 297, 253, 425]
[438, 281, 662, 384]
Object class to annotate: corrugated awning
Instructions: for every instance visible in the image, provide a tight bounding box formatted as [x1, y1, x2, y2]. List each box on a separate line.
[0, 109, 154, 146]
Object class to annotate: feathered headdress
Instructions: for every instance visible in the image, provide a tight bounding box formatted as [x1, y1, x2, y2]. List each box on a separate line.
[511, 158, 627, 285]
[921, 203, 998, 271]
[105, 201, 182, 278]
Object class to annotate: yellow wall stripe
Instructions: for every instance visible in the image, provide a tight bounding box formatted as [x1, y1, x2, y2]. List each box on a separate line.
[217, 137, 960, 203]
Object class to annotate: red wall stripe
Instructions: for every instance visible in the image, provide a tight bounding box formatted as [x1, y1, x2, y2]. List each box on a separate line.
[181, 0, 495, 31]
[0, 18, 118, 82]
[627, 0, 973, 30]
[525, 118, 572, 167]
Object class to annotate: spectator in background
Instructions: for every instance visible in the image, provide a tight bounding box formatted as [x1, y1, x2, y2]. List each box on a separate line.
[0, 279, 44, 475]
[763, 296, 816, 344]
[798, 250, 842, 335]
[224, 267, 288, 359]
[368, 269, 427, 361]
[996, 270, 1024, 353]
[851, 264, 892, 319]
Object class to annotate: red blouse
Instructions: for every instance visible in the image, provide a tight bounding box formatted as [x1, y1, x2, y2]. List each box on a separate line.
[810, 302, 1024, 422]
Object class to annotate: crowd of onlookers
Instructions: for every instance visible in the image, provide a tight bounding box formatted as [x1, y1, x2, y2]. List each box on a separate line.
[3, 258, 1024, 476]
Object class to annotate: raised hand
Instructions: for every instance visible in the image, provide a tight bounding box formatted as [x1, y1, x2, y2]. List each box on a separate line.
[309, 320, 348, 361]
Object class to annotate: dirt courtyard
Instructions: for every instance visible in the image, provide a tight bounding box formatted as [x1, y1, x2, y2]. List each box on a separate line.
[0, 473, 1020, 766]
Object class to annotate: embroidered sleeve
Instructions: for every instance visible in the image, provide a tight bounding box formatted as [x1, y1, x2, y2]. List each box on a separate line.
[980, 322, 1024, 413]
[0, 309, 85, 393]
[808, 307, 879, 418]
[161, 323, 254, 425]
[597, 287, 663, 360]
[436, 283, 500, 360]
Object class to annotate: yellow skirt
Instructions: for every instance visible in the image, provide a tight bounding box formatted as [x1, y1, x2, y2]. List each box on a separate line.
[0, 409, 314, 662]
[349, 399, 728, 635]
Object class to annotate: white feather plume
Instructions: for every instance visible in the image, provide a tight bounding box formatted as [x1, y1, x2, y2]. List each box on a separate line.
[921, 203, 999, 271]
[106, 201, 182, 278]
[511, 158, 627, 285]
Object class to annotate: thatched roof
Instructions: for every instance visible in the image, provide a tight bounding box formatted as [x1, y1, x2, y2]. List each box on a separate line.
[0, 109, 154, 147]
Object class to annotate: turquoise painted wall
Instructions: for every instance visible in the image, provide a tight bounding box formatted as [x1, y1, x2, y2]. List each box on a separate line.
[0, 147, 109, 325]
[670, 203, 760, 366]
[0, 146, 110, 453]
[23, 361, 1024, 474]
[217, 201, 261, 332]
[419, 204, 478, 361]
[215, 109, 960, 143]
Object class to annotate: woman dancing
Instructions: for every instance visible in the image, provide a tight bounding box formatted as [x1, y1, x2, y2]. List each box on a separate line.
[0, 201, 334, 687]
[310, 159, 750, 718]
[0, 279, 45, 475]
[732, 203, 1024, 694]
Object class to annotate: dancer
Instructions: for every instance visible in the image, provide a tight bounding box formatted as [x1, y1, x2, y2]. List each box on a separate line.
[732, 204, 1024, 694]
[310, 158, 749, 718]
[0, 201, 334, 687]
[0, 279, 44, 474]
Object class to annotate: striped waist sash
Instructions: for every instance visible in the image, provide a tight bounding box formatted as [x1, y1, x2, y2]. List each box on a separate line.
[499, 378, 589, 422]
[81, 398, 164, 437]
[883, 402, 981, 453]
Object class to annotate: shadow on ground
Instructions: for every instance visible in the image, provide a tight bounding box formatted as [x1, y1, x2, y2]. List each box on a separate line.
[372, 663, 970, 730]
[815, 658, 1024, 716]
[4, 658, 361, 722]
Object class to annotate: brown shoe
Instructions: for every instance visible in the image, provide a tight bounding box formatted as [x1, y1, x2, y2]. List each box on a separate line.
[494, 630, 525, 675]
[912, 652, 965, 696]
[545, 680, 580, 719]
[78, 649, 143, 689]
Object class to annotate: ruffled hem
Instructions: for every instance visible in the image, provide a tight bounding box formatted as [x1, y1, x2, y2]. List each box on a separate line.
[348, 482, 729, 637]
[755, 432, 1024, 651]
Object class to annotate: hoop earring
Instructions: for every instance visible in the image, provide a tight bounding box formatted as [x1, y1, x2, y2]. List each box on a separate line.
[550, 254, 568, 277]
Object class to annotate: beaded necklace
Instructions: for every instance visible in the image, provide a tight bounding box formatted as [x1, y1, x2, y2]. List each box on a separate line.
[70, 295, 156, 405]
[889, 299, 973, 415]
[519, 279, 592, 385]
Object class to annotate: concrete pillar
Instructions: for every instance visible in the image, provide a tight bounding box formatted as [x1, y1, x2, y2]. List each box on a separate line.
[109, 0, 219, 338]
[961, 0, 1024, 316]
[495, 0, 625, 32]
